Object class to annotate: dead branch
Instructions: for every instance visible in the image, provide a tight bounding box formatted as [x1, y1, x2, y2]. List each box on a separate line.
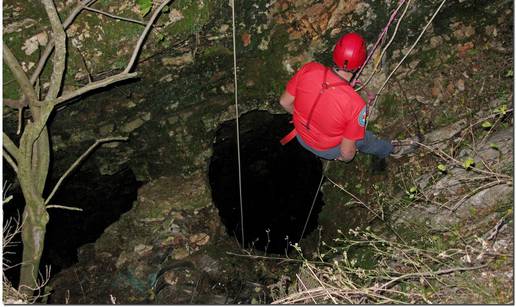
[378, 264, 487, 290]
[30, 0, 98, 85]
[41, 0, 67, 100]
[46, 205, 83, 211]
[3, 152, 18, 174]
[225, 251, 331, 266]
[3, 45, 40, 105]
[44, 137, 128, 205]
[125, 0, 173, 73]
[3, 98, 28, 109]
[451, 180, 508, 211]
[54, 72, 138, 106]
[3, 133, 20, 162]
[84, 7, 147, 25]
[416, 141, 512, 181]
[296, 274, 317, 304]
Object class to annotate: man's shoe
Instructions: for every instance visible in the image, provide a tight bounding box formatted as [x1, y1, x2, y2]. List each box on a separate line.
[390, 137, 420, 159]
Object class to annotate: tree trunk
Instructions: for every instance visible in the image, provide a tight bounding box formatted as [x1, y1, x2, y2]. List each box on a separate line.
[17, 123, 50, 296]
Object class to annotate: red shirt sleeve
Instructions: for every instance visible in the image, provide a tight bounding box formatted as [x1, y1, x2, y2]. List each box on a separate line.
[341, 104, 367, 140]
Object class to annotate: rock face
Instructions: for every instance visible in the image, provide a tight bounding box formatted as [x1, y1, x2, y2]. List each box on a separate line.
[48, 173, 225, 304]
[3, 0, 513, 304]
[393, 127, 513, 231]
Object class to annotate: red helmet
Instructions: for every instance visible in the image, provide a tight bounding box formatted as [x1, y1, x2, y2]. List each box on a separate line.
[332, 33, 367, 71]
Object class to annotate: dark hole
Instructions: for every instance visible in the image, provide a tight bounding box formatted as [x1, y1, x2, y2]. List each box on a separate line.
[2, 163, 141, 287]
[208, 110, 324, 254]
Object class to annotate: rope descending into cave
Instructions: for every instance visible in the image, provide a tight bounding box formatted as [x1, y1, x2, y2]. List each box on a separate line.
[299, 0, 447, 245]
[231, 0, 245, 248]
[299, 161, 330, 241]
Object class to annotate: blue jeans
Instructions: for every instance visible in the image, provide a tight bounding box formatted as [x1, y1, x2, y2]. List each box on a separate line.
[296, 131, 393, 160]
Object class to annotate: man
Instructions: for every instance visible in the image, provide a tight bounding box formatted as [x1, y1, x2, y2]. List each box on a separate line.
[279, 32, 400, 162]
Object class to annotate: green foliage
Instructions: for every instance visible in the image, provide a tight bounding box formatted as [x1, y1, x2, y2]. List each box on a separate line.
[481, 121, 493, 129]
[404, 186, 418, 200]
[494, 104, 508, 116]
[462, 157, 475, 170]
[136, 0, 153, 16]
[489, 143, 499, 150]
[437, 163, 447, 173]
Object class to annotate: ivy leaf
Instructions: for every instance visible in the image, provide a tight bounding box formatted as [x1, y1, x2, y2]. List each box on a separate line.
[405, 186, 418, 199]
[495, 104, 508, 115]
[506, 69, 513, 77]
[489, 143, 499, 150]
[437, 164, 447, 173]
[481, 121, 493, 129]
[463, 157, 475, 170]
[136, 0, 153, 16]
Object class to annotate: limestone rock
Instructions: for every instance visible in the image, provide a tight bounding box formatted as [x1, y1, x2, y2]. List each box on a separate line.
[424, 119, 467, 144]
[161, 53, 194, 66]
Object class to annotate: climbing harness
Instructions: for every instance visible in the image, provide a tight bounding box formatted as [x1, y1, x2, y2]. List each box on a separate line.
[230, 0, 245, 248]
[280, 68, 348, 146]
[292, 0, 413, 243]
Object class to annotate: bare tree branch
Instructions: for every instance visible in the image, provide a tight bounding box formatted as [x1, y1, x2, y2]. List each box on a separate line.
[3, 45, 39, 105]
[30, 0, 97, 85]
[125, 0, 173, 73]
[44, 137, 128, 205]
[54, 72, 138, 106]
[3, 132, 20, 162]
[3, 98, 28, 109]
[3, 152, 19, 174]
[41, 0, 67, 100]
[46, 205, 83, 211]
[84, 7, 147, 25]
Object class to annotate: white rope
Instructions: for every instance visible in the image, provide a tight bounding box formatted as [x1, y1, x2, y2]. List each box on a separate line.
[299, 161, 330, 241]
[230, 0, 245, 248]
[370, 0, 447, 110]
[357, 0, 412, 91]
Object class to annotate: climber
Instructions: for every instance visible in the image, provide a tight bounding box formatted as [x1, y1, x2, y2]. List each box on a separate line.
[279, 32, 407, 162]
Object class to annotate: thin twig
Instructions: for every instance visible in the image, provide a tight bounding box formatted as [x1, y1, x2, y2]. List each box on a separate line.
[326, 177, 383, 221]
[451, 180, 508, 211]
[44, 137, 128, 205]
[296, 274, 317, 304]
[306, 263, 338, 304]
[415, 141, 512, 180]
[484, 211, 510, 241]
[84, 7, 147, 25]
[225, 252, 331, 266]
[378, 264, 487, 290]
[125, 0, 173, 73]
[46, 205, 83, 211]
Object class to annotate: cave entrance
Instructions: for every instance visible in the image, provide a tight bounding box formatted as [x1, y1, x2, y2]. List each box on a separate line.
[209, 110, 324, 254]
[2, 164, 141, 287]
